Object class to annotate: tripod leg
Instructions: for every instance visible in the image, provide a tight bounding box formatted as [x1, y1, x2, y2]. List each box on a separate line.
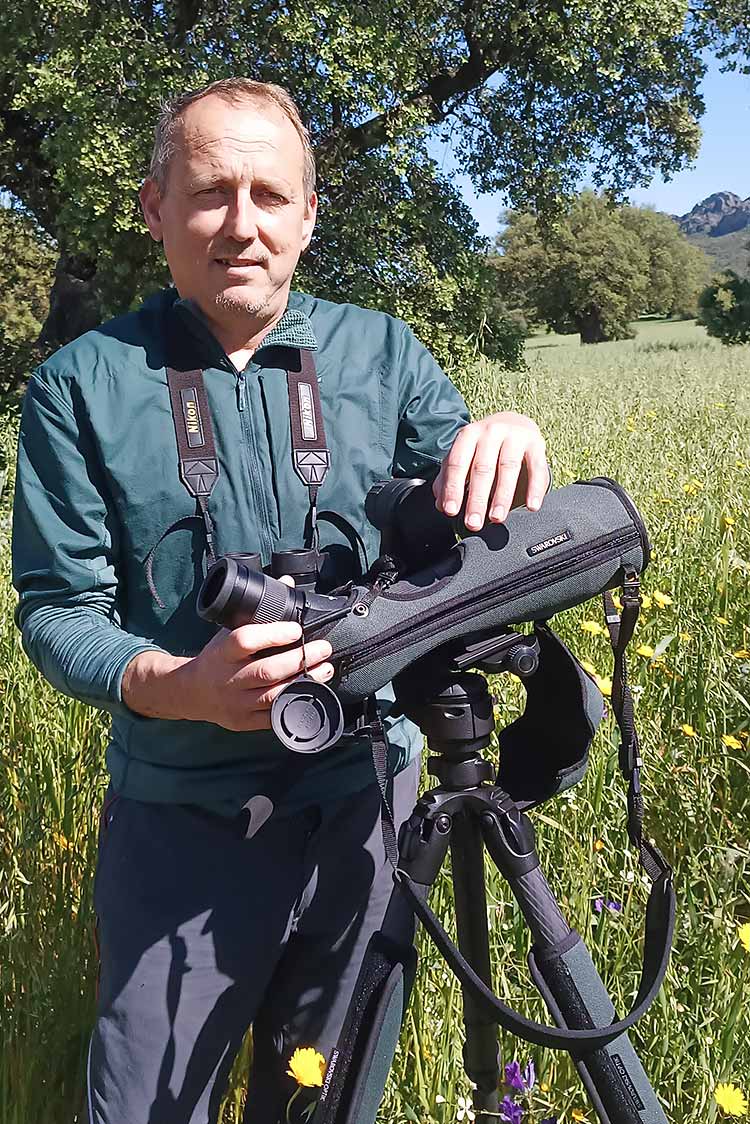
[450, 810, 501, 1118]
[482, 810, 668, 1124]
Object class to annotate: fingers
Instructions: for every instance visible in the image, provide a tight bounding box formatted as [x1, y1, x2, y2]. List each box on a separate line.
[433, 425, 478, 517]
[435, 414, 547, 528]
[236, 638, 334, 688]
[244, 659, 335, 711]
[486, 431, 527, 525]
[222, 653, 336, 733]
[222, 620, 303, 661]
[524, 448, 550, 512]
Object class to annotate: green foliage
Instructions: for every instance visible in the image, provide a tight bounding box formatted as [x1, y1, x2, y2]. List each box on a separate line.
[494, 193, 711, 343]
[0, 0, 747, 362]
[494, 192, 649, 343]
[0, 207, 56, 344]
[620, 205, 711, 317]
[698, 270, 750, 345]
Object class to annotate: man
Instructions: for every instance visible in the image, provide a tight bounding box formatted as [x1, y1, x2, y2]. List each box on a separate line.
[12, 79, 548, 1123]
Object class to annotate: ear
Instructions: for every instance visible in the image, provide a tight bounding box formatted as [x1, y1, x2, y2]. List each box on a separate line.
[139, 178, 164, 243]
[300, 192, 318, 253]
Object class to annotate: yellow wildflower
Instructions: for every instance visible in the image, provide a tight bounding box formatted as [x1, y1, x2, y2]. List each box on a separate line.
[652, 591, 673, 608]
[716, 616, 730, 626]
[593, 839, 605, 852]
[595, 675, 612, 697]
[572, 1111, 589, 1122]
[679, 632, 693, 643]
[52, 831, 72, 851]
[611, 592, 623, 611]
[640, 594, 652, 610]
[683, 478, 704, 496]
[540, 1083, 550, 1093]
[738, 923, 750, 952]
[715, 1083, 748, 1117]
[580, 620, 605, 636]
[721, 513, 736, 532]
[733, 649, 750, 659]
[680, 724, 697, 739]
[636, 644, 655, 658]
[626, 416, 636, 432]
[287, 1047, 326, 1088]
[737, 461, 747, 469]
[722, 735, 743, 750]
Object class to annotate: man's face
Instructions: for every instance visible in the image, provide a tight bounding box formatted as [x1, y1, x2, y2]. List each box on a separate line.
[140, 94, 317, 330]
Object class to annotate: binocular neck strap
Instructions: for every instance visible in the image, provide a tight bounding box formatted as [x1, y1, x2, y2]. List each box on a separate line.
[287, 350, 330, 551]
[146, 368, 219, 608]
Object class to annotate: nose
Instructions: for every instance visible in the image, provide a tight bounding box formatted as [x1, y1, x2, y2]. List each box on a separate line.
[224, 188, 258, 243]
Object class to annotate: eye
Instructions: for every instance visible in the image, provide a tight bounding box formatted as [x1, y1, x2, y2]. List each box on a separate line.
[256, 188, 287, 205]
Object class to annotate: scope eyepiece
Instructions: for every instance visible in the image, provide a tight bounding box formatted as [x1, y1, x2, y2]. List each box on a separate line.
[197, 555, 303, 630]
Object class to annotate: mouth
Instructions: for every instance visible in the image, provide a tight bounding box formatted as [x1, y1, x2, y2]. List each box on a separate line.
[215, 258, 265, 268]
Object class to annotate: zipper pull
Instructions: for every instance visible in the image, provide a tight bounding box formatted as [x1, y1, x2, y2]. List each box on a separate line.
[236, 372, 245, 412]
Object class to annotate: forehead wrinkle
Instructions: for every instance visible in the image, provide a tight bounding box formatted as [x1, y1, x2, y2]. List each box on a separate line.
[181, 135, 300, 192]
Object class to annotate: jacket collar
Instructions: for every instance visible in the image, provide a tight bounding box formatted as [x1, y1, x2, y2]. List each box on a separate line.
[161, 287, 318, 372]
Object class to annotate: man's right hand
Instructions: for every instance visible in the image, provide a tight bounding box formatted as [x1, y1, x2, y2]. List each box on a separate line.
[121, 620, 334, 731]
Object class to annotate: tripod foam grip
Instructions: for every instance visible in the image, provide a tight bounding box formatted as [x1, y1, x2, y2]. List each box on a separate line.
[528, 935, 668, 1124]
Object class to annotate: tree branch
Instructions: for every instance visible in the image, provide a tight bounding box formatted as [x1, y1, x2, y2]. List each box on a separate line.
[317, 41, 502, 166]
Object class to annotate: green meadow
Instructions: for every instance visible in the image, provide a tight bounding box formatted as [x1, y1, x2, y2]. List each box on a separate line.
[1, 318, 748, 1122]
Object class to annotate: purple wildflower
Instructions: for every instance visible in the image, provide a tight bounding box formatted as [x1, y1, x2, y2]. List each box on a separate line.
[539, 1118, 558, 1124]
[504, 1061, 524, 1091]
[500, 1096, 523, 1124]
[594, 898, 622, 914]
[522, 1059, 536, 1091]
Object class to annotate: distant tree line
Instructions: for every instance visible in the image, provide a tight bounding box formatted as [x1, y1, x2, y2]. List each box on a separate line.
[492, 192, 714, 344]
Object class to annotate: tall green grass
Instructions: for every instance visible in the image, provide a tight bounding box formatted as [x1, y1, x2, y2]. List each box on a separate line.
[1, 324, 749, 1123]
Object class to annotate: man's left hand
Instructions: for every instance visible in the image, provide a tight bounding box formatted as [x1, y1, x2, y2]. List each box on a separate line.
[433, 412, 549, 530]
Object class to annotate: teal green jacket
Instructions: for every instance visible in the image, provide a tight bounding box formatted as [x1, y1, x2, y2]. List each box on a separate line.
[12, 287, 470, 814]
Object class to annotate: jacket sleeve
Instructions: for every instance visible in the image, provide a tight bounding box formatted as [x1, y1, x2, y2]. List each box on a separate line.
[393, 324, 471, 479]
[12, 368, 165, 718]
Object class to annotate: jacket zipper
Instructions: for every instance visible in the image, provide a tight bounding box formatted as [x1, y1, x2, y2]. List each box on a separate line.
[338, 525, 640, 676]
[237, 370, 274, 563]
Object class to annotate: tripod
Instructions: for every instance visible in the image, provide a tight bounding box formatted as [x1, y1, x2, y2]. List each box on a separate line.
[386, 630, 670, 1124]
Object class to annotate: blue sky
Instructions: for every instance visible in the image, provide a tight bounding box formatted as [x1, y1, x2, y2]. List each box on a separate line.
[432, 54, 750, 239]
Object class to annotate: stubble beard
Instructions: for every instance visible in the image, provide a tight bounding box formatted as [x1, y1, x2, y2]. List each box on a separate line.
[215, 290, 272, 316]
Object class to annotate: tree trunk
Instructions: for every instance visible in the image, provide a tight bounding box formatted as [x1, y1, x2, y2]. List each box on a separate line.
[38, 252, 101, 350]
[576, 308, 608, 344]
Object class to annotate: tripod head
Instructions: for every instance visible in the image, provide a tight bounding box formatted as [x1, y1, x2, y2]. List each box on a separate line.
[392, 629, 540, 791]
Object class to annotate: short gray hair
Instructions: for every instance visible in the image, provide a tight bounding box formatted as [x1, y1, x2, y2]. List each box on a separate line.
[148, 77, 316, 198]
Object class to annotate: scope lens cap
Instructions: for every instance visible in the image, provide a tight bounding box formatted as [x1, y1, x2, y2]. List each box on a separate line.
[271, 677, 344, 753]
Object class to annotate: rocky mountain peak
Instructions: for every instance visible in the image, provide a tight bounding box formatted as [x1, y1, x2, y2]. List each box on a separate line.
[677, 192, 750, 237]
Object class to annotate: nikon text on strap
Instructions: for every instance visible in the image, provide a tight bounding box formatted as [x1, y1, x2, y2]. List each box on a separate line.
[287, 349, 330, 550]
[145, 368, 219, 608]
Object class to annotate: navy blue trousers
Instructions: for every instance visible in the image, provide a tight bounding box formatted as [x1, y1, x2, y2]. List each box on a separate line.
[86, 760, 419, 1124]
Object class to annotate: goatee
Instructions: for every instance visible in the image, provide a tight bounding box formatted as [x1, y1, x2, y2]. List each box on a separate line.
[215, 292, 271, 316]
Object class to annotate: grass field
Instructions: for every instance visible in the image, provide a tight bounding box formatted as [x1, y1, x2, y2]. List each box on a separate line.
[1, 317, 749, 1123]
